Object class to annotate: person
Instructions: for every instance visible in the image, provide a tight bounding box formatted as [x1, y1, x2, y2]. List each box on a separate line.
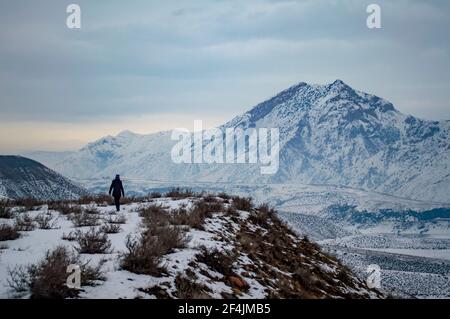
[109, 174, 125, 212]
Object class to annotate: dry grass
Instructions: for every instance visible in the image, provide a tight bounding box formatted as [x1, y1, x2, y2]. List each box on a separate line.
[104, 214, 127, 225]
[174, 273, 212, 299]
[11, 198, 43, 211]
[121, 221, 188, 276]
[68, 211, 101, 228]
[48, 202, 82, 215]
[121, 233, 164, 276]
[165, 188, 197, 199]
[100, 223, 122, 234]
[139, 204, 173, 229]
[0, 200, 13, 219]
[195, 246, 237, 277]
[14, 214, 36, 231]
[75, 228, 112, 254]
[148, 192, 162, 198]
[34, 212, 58, 230]
[61, 231, 77, 242]
[0, 224, 21, 241]
[231, 196, 253, 211]
[7, 246, 104, 298]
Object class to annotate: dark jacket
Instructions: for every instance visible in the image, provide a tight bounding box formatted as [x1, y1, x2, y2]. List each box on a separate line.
[109, 178, 125, 198]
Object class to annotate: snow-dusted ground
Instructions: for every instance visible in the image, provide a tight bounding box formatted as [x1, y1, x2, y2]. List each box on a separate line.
[74, 180, 450, 298]
[1, 196, 378, 299]
[0, 198, 266, 299]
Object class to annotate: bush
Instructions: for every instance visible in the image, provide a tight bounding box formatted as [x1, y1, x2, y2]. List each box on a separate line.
[165, 188, 196, 199]
[249, 203, 276, 226]
[174, 274, 211, 299]
[0, 200, 13, 219]
[171, 206, 204, 230]
[100, 223, 122, 234]
[61, 231, 77, 242]
[48, 202, 81, 215]
[0, 224, 20, 241]
[121, 234, 164, 276]
[148, 192, 162, 199]
[14, 214, 36, 231]
[195, 247, 236, 277]
[231, 196, 253, 211]
[7, 246, 104, 298]
[75, 228, 112, 254]
[104, 214, 127, 225]
[12, 198, 42, 211]
[34, 212, 58, 230]
[149, 224, 188, 255]
[77, 195, 110, 205]
[83, 205, 101, 215]
[69, 211, 101, 228]
[217, 192, 231, 200]
[139, 204, 170, 227]
[121, 222, 187, 276]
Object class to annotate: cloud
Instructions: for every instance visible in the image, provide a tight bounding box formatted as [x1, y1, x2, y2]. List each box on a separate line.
[0, 0, 449, 151]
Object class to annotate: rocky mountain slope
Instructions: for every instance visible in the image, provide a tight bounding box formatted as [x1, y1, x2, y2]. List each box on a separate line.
[0, 156, 87, 200]
[27, 80, 450, 202]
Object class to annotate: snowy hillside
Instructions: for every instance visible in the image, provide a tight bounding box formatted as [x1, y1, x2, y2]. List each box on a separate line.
[0, 194, 382, 299]
[0, 156, 87, 200]
[27, 80, 450, 202]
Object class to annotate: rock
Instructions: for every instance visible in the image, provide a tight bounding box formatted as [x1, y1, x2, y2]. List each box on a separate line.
[228, 276, 249, 290]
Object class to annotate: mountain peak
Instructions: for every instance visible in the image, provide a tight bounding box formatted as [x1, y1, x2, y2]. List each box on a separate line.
[117, 130, 137, 138]
[327, 79, 352, 91]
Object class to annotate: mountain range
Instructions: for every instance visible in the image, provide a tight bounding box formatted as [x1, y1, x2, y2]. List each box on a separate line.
[27, 80, 450, 203]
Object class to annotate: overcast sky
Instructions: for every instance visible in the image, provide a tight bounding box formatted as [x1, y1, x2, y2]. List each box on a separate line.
[1, 0, 450, 153]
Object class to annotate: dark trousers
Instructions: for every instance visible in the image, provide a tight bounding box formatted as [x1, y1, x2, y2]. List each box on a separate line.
[113, 197, 121, 211]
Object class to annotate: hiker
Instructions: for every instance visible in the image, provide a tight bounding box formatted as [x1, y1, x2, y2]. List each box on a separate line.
[109, 174, 125, 212]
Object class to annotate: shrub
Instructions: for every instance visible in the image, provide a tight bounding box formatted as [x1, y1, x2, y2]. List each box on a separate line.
[77, 195, 110, 205]
[0, 224, 20, 241]
[217, 192, 231, 200]
[100, 223, 122, 234]
[104, 214, 127, 225]
[69, 211, 101, 228]
[249, 203, 276, 226]
[75, 228, 112, 254]
[149, 192, 162, 198]
[139, 204, 170, 227]
[0, 200, 13, 219]
[170, 200, 222, 230]
[7, 246, 103, 298]
[121, 222, 187, 275]
[83, 205, 100, 215]
[121, 234, 164, 276]
[231, 196, 253, 211]
[293, 268, 317, 288]
[48, 202, 81, 215]
[61, 231, 77, 242]
[14, 214, 36, 231]
[165, 188, 196, 199]
[148, 224, 188, 255]
[12, 198, 42, 211]
[174, 274, 211, 299]
[195, 247, 236, 277]
[34, 212, 58, 230]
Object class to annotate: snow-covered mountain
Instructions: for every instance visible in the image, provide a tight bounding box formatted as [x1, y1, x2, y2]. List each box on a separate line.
[27, 80, 450, 202]
[0, 156, 87, 200]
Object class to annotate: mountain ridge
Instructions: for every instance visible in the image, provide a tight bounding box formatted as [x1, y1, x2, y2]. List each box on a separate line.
[0, 155, 87, 200]
[25, 80, 450, 202]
